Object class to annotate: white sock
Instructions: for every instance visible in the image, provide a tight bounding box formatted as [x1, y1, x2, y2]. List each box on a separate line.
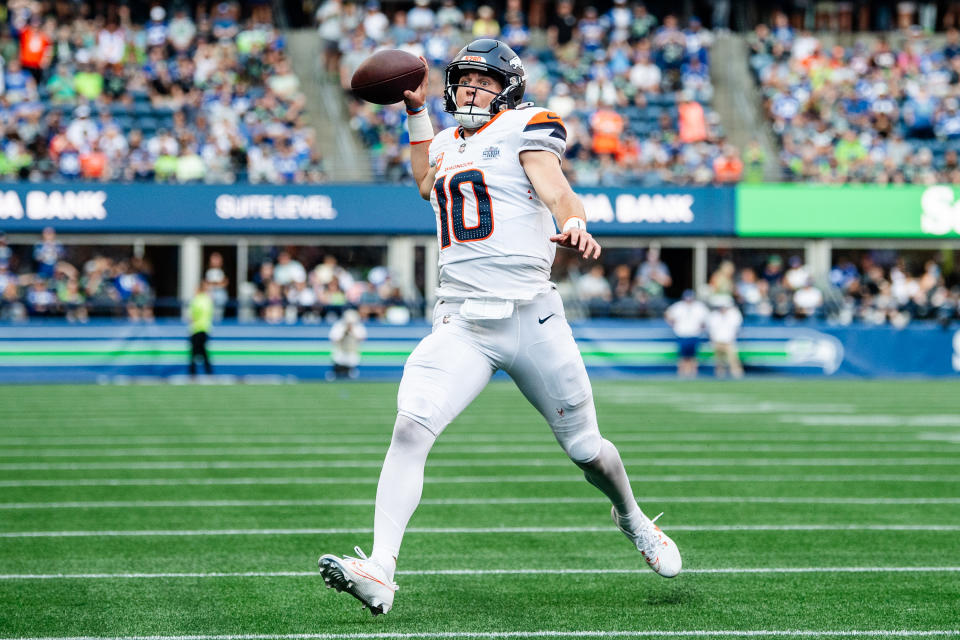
[615, 505, 646, 534]
[370, 416, 437, 582]
[577, 438, 645, 532]
[369, 548, 397, 581]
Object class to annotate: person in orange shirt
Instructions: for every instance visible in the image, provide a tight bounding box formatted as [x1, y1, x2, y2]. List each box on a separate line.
[713, 144, 744, 183]
[80, 144, 108, 181]
[590, 107, 623, 156]
[19, 17, 53, 83]
[677, 98, 707, 143]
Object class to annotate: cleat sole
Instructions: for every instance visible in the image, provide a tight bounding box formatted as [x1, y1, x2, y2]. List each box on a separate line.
[318, 554, 392, 615]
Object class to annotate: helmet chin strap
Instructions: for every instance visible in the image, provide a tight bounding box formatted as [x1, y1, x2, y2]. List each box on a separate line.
[453, 104, 492, 130]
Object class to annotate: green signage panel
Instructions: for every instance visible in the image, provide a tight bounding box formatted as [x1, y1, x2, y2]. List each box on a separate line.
[737, 184, 960, 238]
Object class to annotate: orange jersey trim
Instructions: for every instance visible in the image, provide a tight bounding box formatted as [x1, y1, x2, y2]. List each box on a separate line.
[526, 110, 565, 128]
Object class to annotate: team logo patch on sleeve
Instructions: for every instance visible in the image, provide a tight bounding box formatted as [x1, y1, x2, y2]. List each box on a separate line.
[523, 111, 567, 141]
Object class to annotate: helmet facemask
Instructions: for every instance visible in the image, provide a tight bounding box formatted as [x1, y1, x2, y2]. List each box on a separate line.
[444, 64, 524, 130]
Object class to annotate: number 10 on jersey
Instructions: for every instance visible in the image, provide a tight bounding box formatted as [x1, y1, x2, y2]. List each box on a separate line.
[433, 169, 494, 249]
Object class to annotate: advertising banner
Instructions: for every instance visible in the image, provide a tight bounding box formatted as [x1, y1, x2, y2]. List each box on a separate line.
[577, 185, 735, 236]
[737, 184, 960, 238]
[0, 183, 736, 236]
[0, 320, 955, 383]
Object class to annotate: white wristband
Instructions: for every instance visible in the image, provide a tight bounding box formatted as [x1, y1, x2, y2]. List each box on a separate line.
[407, 105, 434, 144]
[562, 217, 586, 232]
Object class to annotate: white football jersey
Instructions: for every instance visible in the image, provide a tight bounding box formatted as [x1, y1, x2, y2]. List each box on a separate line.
[427, 106, 567, 301]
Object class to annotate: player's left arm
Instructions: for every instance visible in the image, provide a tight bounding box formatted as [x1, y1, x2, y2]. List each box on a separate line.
[519, 150, 601, 260]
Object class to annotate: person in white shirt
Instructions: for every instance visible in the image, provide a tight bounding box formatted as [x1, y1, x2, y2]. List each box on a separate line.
[327, 308, 367, 379]
[707, 296, 744, 379]
[665, 289, 708, 378]
[273, 251, 306, 287]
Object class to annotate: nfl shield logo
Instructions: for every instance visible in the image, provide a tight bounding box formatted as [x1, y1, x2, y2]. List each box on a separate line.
[458, 143, 467, 153]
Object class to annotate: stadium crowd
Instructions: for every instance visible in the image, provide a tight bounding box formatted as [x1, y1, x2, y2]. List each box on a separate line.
[750, 10, 960, 183]
[2, 225, 957, 328]
[0, 0, 325, 184]
[247, 250, 412, 324]
[321, 0, 745, 185]
[555, 246, 960, 327]
[0, 227, 156, 321]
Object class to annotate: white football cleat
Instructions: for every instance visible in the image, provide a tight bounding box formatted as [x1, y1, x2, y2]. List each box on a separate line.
[318, 546, 398, 616]
[612, 507, 682, 578]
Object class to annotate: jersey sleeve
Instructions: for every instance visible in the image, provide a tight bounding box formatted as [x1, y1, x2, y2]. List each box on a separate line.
[518, 110, 567, 159]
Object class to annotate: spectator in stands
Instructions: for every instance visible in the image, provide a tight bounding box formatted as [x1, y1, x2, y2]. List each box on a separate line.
[473, 5, 500, 39]
[205, 252, 230, 321]
[58, 276, 88, 324]
[274, 250, 307, 287]
[362, 1, 389, 42]
[33, 227, 63, 280]
[0, 279, 26, 322]
[735, 267, 769, 318]
[0, 233, 10, 270]
[709, 260, 736, 298]
[547, 0, 577, 49]
[793, 277, 825, 319]
[576, 264, 613, 316]
[18, 15, 52, 84]
[713, 144, 744, 183]
[636, 244, 672, 312]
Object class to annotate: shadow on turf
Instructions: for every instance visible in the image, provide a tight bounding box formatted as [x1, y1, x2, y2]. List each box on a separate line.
[643, 585, 699, 607]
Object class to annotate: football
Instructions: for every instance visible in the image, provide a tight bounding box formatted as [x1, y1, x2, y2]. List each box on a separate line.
[351, 49, 426, 105]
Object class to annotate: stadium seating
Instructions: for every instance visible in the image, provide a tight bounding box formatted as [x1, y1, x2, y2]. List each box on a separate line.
[323, 5, 735, 185]
[0, 2, 322, 184]
[749, 17, 960, 183]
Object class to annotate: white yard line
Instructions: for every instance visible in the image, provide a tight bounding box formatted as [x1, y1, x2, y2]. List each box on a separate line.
[1, 474, 958, 488]
[783, 415, 960, 427]
[1, 457, 957, 471]
[1, 496, 958, 510]
[2, 566, 959, 580]
[2, 525, 959, 538]
[2, 443, 954, 458]
[4, 630, 959, 639]
[0, 433, 936, 446]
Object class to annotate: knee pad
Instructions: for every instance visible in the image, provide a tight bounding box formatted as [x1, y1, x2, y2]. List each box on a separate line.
[397, 385, 447, 436]
[388, 415, 437, 456]
[562, 429, 603, 464]
[550, 398, 602, 463]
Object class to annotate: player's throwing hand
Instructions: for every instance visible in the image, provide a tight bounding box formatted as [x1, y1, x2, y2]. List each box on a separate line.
[402, 56, 429, 110]
[551, 227, 602, 260]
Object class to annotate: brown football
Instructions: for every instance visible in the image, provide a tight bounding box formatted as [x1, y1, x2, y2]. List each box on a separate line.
[351, 49, 426, 105]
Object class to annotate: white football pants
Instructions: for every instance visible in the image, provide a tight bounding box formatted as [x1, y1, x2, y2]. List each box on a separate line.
[397, 288, 602, 462]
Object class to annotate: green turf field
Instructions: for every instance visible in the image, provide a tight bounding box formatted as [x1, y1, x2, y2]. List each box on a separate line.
[1, 380, 958, 639]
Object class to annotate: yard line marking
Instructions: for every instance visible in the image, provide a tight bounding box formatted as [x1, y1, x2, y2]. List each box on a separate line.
[4, 443, 955, 458]
[2, 525, 959, 538]
[783, 415, 960, 427]
[2, 457, 958, 471]
[0, 433, 935, 446]
[2, 496, 959, 510]
[4, 630, 959, 639]
[2, 474, 959, 488]
[2, 567, 959, 580]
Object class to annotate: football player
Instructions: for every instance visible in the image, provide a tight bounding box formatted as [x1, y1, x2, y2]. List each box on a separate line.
[318, 39, 681, 616]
